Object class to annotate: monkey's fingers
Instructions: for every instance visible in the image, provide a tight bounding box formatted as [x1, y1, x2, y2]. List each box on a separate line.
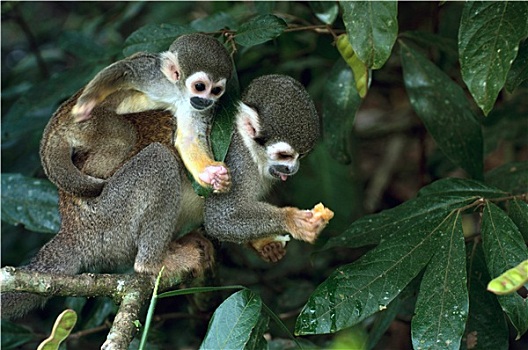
[199, 164, 231, 193]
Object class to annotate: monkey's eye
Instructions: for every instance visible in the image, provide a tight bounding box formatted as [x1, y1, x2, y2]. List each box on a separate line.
[195, 83, 206, 92]
[211, 86, 223, 96]
[254, 136, 268, 146]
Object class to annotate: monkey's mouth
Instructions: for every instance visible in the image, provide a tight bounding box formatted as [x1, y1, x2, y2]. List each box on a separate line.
[269, 168, 290, 181]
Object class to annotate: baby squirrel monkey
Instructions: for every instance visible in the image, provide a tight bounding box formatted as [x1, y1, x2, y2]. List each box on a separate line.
[1, 74, 332, 319]
[63, 33, 233, 194]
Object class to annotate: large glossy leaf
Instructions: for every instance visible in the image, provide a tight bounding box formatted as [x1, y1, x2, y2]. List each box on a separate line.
[323, 190, 475, 250]
[190, 12, 238, 32]
[234, 14, 286, 48]
[417, 178, 507, 199]
[296, 213, 449, 335]
[322, 59, 361, 164]
[509, 199, 528, 241]
[310, 1, 339, 25]
[1, 174, 60, 233]
[484, 161, 528, 195]
[459, 1, 528, 115]
[481, 201, 528, 338]
[506, 39, 528, 92]
[411, 211, 468, 350]
[400, 41, 484, 180]
[200, 290, 263, 350]
[340, 1, 398, 69]
[461, 243, 509, 350]
[123, 24, 194, 56]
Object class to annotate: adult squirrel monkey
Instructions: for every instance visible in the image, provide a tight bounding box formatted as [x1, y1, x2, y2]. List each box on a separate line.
[1, 75, 333, 319]
[52, 33, 233, 195]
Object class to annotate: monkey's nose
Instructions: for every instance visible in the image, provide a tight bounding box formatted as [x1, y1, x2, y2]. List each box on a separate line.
[190, 97, 214, 110]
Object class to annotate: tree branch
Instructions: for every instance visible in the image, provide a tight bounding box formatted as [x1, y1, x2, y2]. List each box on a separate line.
[1, 266, 185, 350]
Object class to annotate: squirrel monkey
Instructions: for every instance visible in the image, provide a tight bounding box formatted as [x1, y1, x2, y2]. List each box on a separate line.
[1, 75, 332, 319]
[67, 33, 233, 193]
[204, 75, 334, 262]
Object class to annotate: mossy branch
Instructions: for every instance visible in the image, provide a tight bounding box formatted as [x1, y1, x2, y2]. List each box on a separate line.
[0, 266, 184, 350]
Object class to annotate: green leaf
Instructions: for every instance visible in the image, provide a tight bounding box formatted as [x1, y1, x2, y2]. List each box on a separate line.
[244, 312, 269, 350]
[462, 243, 509, 350]
[400, 41, 484, 180]
[1, 174, 60, 233]
[310, 1, 339, 25]
[484, 161, 528, 195]
[506, 39, 528, 92]
[200, 290, 263, 350]
[296, 213, 450, 335]
[190, 12, 237, 32]
[459, 1, 528, 115]
[322, 59, 361, 164]
[0, 320, 35, 349]
[508, 199, 528, 241]
[417, 178, 507, 199]
[411, 211, 468, 350]
[481, 201, 528, 338]
[58, 31, 111, 61]
[323, 190, 475, 250]
[234, 14, 287, 48]
[123, 24, 194, 56]
[340, 1, 398, 69]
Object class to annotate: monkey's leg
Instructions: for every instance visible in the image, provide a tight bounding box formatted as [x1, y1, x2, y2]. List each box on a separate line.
[98, 142, 184, 275]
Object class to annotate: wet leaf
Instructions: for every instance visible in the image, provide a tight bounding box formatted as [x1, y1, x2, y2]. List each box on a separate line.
[401, 41, 484, 180]
[123, 24, 194, 56]
[459, 1, 528, 115]
[200, 290, 263, 349]
[296, 213, 449, 335]
[505, 39, 528, 93]
[411, 211, 468, 350]
[508, 199, 528, 241]
[481, 201, 528, 338]
[461, 243, 509, 350]
[234, 14, 286, 48]
[340, 1, 398, 69]
[1, 173, 60, 233]
[418, 178, 507, 199]
[322, 59, 361, 165]
[484, 161, 528, 195]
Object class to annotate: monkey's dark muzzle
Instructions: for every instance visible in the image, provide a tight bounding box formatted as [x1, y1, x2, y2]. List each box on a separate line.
[269, 164, 298, 181]
[190, 97, 214, 110]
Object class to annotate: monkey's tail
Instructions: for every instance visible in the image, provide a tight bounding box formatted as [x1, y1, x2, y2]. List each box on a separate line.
[39, 104, 106, 197]
[1, 232, 83, 320]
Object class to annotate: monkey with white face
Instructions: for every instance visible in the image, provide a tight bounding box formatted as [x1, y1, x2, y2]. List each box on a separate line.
[54, 33, 233, 195]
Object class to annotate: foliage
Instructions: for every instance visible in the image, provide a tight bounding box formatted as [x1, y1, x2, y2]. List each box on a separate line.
[1, 1, 527, 349]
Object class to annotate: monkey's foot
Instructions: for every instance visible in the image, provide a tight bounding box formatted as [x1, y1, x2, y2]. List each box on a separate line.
[199, 163, 231, 193]
[285, 204, 334, 243]
[250, 235, 290, 263]
[161, 231, 215, 280]
[71, 100, 97, 122]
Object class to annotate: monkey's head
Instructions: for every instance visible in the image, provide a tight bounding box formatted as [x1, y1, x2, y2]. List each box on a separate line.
[160, 33, 233, 112]
[237, 75, 320, 182]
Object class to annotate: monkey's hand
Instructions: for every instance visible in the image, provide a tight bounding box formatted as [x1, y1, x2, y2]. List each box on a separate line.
[250, 235, 290, 263]
[198, 162, 231, 193]
[284, 203, 334, 243]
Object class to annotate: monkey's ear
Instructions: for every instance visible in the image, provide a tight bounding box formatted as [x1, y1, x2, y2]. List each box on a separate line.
[237, 102, 261, 139]
[160, 51, 181, 83]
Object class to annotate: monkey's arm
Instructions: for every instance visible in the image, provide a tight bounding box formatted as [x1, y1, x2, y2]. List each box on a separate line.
[72, 53, 166, 122]
[174, 110, 230, 193]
